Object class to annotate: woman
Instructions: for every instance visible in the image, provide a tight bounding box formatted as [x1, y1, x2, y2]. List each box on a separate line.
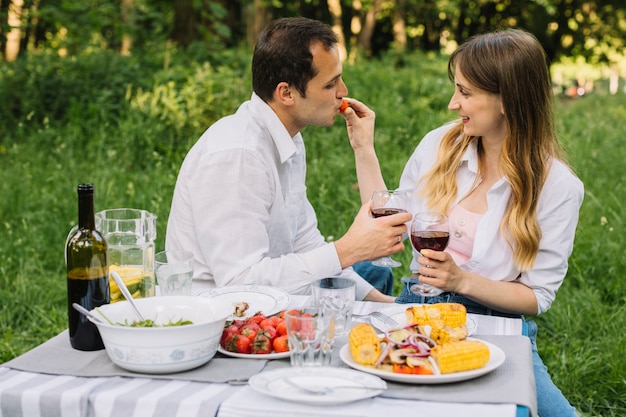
[345, 29, 583, 416]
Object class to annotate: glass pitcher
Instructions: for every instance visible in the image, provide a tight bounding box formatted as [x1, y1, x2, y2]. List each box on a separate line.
[95, 208, 157, 302]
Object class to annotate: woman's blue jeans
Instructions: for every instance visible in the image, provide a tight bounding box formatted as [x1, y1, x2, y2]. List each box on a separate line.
[352, 261, 395, 296]
[395, 277, 579, 417]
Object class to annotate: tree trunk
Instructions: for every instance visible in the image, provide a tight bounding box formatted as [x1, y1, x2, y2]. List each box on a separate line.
[392, 0, 407, 52]
[357, 0, 381, 57]
[5, 0, 23, 61]
[120, 0, 134, 56]
[327, 0, 347, 61]
[171, 0, 198, 48]
[609, 64, 618, 95]
[26, 0, 41, 53]
[245, 0, 271, 48]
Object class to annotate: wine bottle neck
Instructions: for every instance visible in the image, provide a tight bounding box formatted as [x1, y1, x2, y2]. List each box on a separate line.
[77, 184, 96, 229]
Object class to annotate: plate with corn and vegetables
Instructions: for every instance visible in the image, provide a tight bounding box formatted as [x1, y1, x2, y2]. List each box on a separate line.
[340, 335, 505, 384]
[340, 303, 505, 383]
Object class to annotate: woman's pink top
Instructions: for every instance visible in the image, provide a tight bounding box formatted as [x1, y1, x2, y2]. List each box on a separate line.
[447, 204, 483, 266]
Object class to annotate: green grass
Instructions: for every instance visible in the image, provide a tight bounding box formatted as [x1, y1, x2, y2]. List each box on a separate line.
[1, 49, 624, 416]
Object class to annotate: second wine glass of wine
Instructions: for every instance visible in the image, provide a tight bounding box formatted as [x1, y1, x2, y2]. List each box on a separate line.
[410, 212, 450, 296]
[370, 190, 409, 268]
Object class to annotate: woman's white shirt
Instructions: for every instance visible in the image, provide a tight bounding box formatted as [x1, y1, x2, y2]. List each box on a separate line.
[399, 123, 584, 314]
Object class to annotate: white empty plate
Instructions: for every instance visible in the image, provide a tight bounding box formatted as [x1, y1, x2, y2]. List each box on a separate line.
[249, 367, 387, 405]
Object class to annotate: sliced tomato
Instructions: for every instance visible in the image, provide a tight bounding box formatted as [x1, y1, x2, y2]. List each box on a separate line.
[392, 363, 416, 374]
[392, 363, 434, 375]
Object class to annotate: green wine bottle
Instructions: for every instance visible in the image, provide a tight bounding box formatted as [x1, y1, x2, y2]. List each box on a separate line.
[66, 183, 110, 350]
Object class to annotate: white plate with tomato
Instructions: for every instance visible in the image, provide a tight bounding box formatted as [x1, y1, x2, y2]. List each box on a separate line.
[218, 310, 291, 359]
[339, 339, 505, 384]
[217, 346, 290, 359]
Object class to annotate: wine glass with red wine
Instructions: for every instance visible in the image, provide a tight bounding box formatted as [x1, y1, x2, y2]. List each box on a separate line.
[410, 212, 450, 296]
[370, 190, 409, 267]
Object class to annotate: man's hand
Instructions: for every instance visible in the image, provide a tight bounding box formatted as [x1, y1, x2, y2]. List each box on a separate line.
[334, 202, 412, 269]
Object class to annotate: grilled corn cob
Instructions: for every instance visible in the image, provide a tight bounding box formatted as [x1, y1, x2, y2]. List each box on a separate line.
[405, 303, 467, 328]
[430, 340, 490, 374]
[427, 324, 468, 344]
[349, 323, 381, 365]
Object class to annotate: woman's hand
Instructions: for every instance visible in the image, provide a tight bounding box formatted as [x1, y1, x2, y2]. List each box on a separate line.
[340, 97, 376, 152]
[414, 249, 468, 293]
[415, 249, 539, 315]
[340, 98, 386, 203]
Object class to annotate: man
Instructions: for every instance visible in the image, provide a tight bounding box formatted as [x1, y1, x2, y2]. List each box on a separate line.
[166, 17, 410, 302]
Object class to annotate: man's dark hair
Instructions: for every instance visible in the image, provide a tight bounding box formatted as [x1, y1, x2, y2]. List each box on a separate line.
[252, 17, 338, 102]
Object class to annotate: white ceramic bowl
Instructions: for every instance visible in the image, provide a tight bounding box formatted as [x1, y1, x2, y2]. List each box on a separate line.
[90, 296, 231, 374]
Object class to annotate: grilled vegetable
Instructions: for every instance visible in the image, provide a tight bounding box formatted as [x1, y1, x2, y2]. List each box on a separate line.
[349, 323, 381, 365]
[426, 324, 468, 345]
[405, 303, 467, 328]
[386, 328, 412, 346]
[429, 340, 490, 374]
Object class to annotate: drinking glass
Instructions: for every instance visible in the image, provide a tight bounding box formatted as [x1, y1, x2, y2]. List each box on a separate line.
[409, 212, 450, 296]
[285, 307, 335, 367]
[370, 190, 409, 267]
[311, 277, 356, 337]
[155, 250, 194, 296]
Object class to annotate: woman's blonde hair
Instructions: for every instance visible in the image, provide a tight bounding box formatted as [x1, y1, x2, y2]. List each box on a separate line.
[419, 28, 567, 270]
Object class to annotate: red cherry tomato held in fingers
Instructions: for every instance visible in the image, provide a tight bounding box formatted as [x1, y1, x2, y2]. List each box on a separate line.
[339, 99, 350, 113]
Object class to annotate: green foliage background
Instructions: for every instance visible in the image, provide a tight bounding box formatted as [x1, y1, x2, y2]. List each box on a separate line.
[0, 47, 624, 416]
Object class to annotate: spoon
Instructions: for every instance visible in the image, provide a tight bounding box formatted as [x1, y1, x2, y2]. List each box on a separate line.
[110, 270, 146, 322]
[72, 303, 104, 323]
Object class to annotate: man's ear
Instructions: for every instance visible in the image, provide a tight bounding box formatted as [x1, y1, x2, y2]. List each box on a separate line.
[274, 82, 294, 106]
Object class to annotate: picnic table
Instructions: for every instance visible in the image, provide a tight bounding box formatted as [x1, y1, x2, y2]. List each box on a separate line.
[0, 295, 536, 417]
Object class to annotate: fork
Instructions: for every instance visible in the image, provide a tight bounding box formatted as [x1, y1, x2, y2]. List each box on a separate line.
[285, 378, 384, 395]
[352, 311, 400, 328]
